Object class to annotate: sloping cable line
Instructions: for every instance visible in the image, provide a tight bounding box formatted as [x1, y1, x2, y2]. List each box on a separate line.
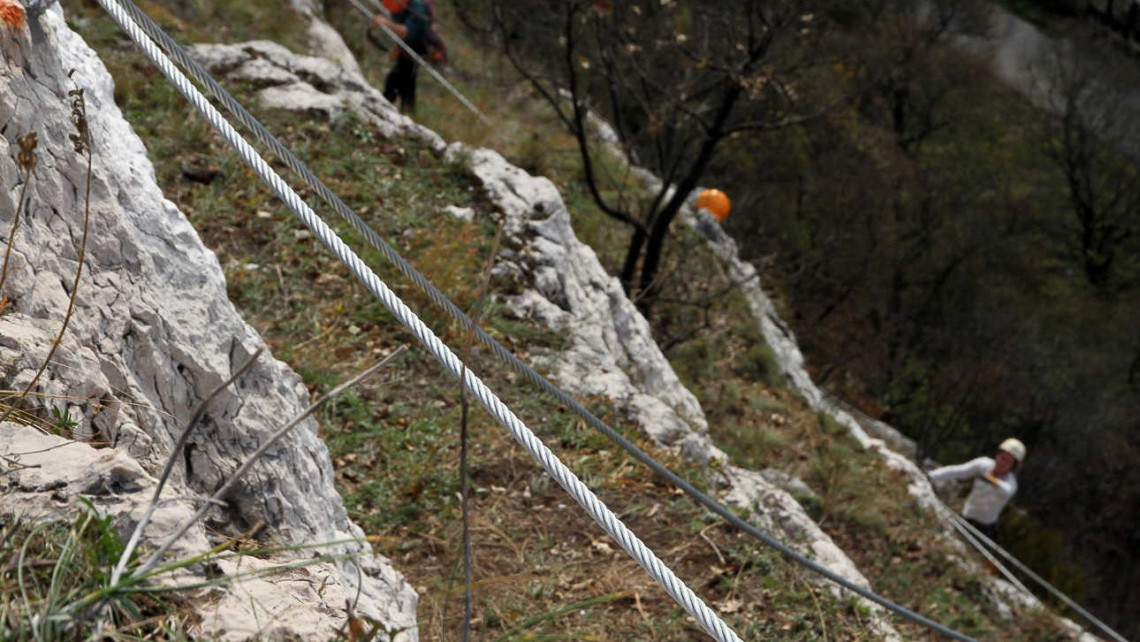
[341, 0, 492, 125]
[105, 2, 980, 638]
[946, 511, 1033, 595]
[94, 1, 740, 639]
[948, 511, 1129, 642]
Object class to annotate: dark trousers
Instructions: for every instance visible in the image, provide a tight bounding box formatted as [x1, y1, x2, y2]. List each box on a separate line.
[966, 517, 998, 539]
[383, 51, 422, 112]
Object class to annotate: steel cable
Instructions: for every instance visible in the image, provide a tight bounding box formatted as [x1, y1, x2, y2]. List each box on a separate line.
[95, 1, 741, 639]
[948, 512, 1129, 642]
[104, 1, 981, 638]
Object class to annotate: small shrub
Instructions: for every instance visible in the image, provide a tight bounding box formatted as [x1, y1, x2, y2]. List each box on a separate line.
[735, 340, 783, 388]
[0, 505, 189, 640]
[749, 393, 788, 415]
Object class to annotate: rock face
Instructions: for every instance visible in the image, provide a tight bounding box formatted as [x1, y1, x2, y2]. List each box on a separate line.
[286, 0, 364, 78]
[189, 39, 445, 152]
[445, 145, 716, 457]
[0, 4, 415, 640]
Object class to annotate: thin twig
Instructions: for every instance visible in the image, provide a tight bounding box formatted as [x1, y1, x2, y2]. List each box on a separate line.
[0, 132, 36, 302]
[633, 591, 659, 641]
[3, 557, 58, 573]
[0, 453, 40, 473]
[131, 346, 406, 580]
[7, 439, 108, 457]
[110, 346, 265, 586]
[0, 91, 92, 431]
[805, 582, 831, 642]
[457, 220, 504, 642]
[698, 522, 726, 566]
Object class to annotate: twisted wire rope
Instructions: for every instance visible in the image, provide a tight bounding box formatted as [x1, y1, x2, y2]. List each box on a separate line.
[103, 1, 981, 639]
[946, 508, 1129, 642]
[943, 508, 1033, 595]
[95, 0, 740, 639]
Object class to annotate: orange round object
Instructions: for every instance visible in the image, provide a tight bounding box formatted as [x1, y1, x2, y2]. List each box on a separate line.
[383, 0, 407, 13]
[697, 189, 731, 221]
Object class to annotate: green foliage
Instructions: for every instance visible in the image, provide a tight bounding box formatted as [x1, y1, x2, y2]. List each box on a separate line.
[322, 388, 462, 532]
[735, 341, 783, 388]
[669, 334, 722, 385]
[999, 508, 1087, 609]
[717, 420, 794, 470]
[49, 405, 77, 434]
[0, 504, 180, 641]
[883, 358, 977, 462]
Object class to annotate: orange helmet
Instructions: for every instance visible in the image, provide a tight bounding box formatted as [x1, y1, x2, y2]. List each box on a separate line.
[383, 0, 408, 13]
[697, 189, 731, 221]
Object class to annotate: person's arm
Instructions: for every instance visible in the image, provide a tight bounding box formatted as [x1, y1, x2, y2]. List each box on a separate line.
[928, 457, 991, 483]
[371, 14, 408, 40]
[989, 474, 1016, 496]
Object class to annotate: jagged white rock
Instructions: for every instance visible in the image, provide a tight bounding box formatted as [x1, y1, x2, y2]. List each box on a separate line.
[0, 5, 415, 640]
[189, 40, 446, 152]
[1, 422, 385, 640]
[0, 423, 211, 561]
[446, 146, 721, 457]
[286, 0, 364, 78]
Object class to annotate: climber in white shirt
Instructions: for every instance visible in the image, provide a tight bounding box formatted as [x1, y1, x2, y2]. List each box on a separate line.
[927, 438, 1027, 538]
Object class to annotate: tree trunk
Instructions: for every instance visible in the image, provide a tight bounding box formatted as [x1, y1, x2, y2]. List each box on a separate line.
[636, 214, 672, 309]
[620, 227, 647, 296]
[633, 84, 745, 309]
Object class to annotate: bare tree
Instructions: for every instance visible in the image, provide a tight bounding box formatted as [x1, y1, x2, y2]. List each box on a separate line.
[488, 0, 834, 309]
[1041, 38, 1140, 292]
[854, 0, 985, 155]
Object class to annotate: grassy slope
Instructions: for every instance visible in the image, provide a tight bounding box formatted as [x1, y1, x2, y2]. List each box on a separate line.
[11, 0, 1075, 639]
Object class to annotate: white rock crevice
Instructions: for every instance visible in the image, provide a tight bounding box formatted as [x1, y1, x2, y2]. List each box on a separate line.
[1, 4, 415, 640]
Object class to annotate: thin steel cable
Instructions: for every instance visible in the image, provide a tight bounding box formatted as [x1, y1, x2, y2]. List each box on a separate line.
[107, 3, 979, 639]
[96, 1, 739, 639]
[945, 511, 1032, 595]
[949, 512, 1130, 642]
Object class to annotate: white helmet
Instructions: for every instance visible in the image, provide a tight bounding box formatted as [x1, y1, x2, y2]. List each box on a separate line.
[999, 438, 1027, 463]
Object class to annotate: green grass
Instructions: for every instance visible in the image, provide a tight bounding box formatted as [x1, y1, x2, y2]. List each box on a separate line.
[1, 503, 196, 641]
[0, 500, 376, 640]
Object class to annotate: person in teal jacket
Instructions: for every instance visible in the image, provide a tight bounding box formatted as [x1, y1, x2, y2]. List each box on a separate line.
[372, 0, 431, 112]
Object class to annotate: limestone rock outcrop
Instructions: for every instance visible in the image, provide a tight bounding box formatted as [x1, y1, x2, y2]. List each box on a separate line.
[286, 0, 363, 78]
[0, 4, 415, 639]
[189, 39, 445, 152]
